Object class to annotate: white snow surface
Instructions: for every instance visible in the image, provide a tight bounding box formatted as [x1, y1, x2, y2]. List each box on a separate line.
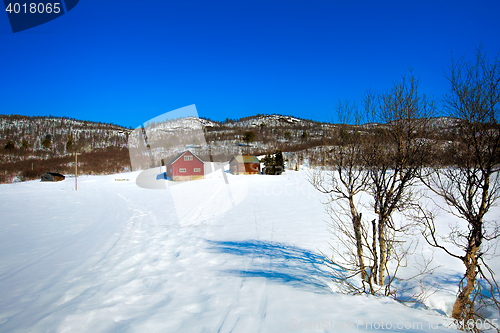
[0, 169, 479, 332]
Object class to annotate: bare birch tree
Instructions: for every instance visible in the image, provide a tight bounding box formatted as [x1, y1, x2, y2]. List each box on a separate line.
[311, 76, 436, 299]
[363, 71, 435, 288]
[420, 46, 500, 330]
[310, 100, 375, 292]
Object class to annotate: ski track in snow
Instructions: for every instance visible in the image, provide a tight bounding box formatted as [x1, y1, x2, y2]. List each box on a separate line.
[0, 170, 487, 332]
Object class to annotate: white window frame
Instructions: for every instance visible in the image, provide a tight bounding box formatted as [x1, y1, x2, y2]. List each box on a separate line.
[179, 168, 186, 173]
[194, 168, 201, 173]
[184, 155, 193, 161]
[240, 166, 245, 171]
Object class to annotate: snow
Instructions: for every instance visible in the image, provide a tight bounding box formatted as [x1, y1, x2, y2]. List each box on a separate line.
[0, 169, 487, 332]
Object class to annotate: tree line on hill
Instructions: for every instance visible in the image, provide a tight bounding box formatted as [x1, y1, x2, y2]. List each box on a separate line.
[0, 116, 131, 183]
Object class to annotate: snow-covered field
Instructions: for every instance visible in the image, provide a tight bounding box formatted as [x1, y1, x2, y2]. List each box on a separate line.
[1, 168, 491, 332]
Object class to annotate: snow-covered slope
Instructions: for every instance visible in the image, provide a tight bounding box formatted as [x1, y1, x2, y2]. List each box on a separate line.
[0, 170, 473, 332]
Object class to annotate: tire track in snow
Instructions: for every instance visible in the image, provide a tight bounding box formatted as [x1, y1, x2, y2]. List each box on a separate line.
[253, 195, 270, 333]
[211, 195, 272, 333]
[89, 193, 145, 268]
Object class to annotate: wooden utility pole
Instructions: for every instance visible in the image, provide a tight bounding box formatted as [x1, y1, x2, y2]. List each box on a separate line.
[75, 153, 79, 191]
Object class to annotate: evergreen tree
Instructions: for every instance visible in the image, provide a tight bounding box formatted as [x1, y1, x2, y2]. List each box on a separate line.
[21, 138, 30, 149]
[262, 153, 275, 175]
[66, 134, 74, 152]
[262, 150, 284, 175]
[243, 131, 255, 144]
[275, 149, 284, 174]
[4, 140, 15, 151]
[42, 134, 52, 149]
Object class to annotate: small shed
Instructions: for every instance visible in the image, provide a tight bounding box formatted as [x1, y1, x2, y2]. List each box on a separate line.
[229, 155, 261, 175]
[166, 150, 205, 181]
[41, 172, 65, 182]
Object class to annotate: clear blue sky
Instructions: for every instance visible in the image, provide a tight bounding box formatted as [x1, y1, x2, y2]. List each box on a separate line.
[1, 0, 499, 128]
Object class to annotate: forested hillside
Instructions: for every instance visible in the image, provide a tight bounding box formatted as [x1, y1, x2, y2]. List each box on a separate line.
[1, 113, 462, 183]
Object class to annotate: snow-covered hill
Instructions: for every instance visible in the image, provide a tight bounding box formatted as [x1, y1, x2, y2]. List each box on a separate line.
[0, 169, 481, 332]
[223, 114, 316, 128]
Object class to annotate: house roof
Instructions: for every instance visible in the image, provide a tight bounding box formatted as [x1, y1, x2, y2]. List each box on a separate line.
[230, 155, 260, 164]
[166, 150, 204, 165]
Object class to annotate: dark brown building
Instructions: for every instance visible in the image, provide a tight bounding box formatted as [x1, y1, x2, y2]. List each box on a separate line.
[229, 155, 260, 175]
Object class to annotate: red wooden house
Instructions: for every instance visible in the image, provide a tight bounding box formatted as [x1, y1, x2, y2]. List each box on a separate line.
[166, 150, 205, 181]
[229, 155, 261, 175]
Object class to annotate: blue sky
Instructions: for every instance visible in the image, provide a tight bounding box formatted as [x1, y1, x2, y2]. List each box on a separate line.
[1, 0, 499, 128]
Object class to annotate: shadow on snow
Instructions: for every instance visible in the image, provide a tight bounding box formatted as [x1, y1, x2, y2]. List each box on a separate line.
[206, 239, 339, 294]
